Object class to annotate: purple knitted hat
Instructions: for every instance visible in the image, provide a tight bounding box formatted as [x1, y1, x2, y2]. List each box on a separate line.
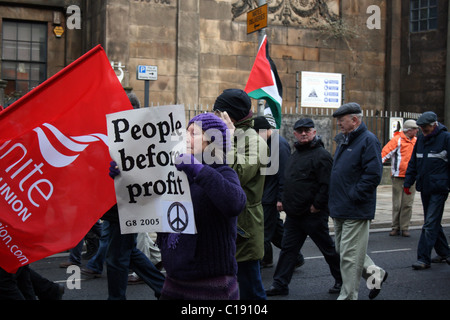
[188, 113, 231, 159]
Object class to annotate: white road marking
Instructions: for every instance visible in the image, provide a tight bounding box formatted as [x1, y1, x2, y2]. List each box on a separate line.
[370, 248, 412, 254]
[303, 248, 412, 260]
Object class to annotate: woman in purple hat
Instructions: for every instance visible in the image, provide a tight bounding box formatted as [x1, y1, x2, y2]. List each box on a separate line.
[157, 112, 247, 300]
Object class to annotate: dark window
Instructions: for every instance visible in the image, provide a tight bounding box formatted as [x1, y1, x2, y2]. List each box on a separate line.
[410, 0, 438, 32]
[1, 20, 47, 97]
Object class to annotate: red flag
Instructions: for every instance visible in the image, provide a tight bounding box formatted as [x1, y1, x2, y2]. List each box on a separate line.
[0, 45, 132, 273]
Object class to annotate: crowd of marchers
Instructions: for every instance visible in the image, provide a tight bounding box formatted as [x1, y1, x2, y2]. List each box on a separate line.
[2, 88, 449, 301]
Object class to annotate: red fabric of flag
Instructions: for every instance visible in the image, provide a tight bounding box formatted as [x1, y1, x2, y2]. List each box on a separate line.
[244, 36, 273, 93]
[0, 45, 132, 273]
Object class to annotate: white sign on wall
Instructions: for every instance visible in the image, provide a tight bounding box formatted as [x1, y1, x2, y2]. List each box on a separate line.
[137, 65, 158, 81]
[389, 117, 404, 139]
[301, 71, 342, 108]
[107, 105, 196, 235]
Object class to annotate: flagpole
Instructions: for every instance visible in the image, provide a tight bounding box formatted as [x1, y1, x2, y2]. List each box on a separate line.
[257, 0, 267, 116]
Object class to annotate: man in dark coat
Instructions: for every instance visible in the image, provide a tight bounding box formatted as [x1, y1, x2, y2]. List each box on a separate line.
[265, 118, 342, 296]
[252, 116, 304, 269]
[404, 111, 450, 270]
[329, 103, 387, 300]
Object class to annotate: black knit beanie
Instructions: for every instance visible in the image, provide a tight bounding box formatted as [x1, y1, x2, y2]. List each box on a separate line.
[213, 89, 252, 122]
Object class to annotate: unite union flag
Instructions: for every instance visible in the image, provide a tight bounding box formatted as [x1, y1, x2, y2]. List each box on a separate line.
[0, 45, 132, 273]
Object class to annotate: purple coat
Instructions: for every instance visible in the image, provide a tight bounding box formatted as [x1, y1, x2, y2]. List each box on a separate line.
[157, 164, 246, 280]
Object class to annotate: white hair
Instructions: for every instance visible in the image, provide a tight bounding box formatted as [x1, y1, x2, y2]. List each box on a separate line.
[349, 113, 363, 122]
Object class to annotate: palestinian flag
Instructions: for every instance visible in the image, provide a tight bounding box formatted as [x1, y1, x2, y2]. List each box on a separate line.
[245, 35, 283, 129]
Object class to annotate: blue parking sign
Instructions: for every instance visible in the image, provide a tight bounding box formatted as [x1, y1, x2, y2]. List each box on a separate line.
[137, 65, 157, 81]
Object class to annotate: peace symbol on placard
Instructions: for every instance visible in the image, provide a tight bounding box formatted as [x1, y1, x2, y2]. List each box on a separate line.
[167, 202, 188, 232]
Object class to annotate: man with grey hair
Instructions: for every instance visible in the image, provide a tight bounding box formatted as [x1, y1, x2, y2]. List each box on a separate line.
[329, 102, 387, 300]
[382, 120, 419, 237]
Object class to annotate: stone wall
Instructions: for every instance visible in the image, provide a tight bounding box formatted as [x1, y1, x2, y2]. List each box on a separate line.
[101, 0, 389, 114]
[196, 0, 388, 111]
[1, 0, 447, 123]
[399, 0, 448, 120]
[280, 114, 334, 154]
[121, 0, 178, 102]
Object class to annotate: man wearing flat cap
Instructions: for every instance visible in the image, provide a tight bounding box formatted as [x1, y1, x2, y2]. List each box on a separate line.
[329, 103, 387, 300]
[213, 89, 269, 300]
[265, 118, 342, 297]
[331, 102, 362, 118]
[382, 120, 419, 237]
[404, 111, 450, 270]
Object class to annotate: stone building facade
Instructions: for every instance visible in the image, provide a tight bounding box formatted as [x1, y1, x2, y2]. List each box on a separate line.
[0, 0, 448, 122]
[400, 0, 448, 116]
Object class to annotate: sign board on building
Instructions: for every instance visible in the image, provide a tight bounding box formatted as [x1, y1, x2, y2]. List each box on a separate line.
[247, 4, 268, 34]
[53, 26, 64, 38]
[137, 65, 158, 81]
[301, 71, 342, 108]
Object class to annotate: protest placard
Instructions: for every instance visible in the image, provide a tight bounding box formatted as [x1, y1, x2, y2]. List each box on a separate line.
[107, 105, 196, 234]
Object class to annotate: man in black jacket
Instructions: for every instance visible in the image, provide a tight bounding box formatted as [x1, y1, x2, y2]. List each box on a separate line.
[253, 116, 304, 269]
[265, 118, 342, 296]
[404, 111, 450, 270]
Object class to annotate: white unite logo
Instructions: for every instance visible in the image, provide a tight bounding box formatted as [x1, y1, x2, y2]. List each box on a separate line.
[33, 123, 108, 168]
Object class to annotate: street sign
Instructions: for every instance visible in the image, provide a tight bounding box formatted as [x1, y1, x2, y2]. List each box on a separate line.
[136, 65, 158, 107]
[137, 65, 158, 81]
[247, 4, 268, 34]
[53, 26, 64, 38]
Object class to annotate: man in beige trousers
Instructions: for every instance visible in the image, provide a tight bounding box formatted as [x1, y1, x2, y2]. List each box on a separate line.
[382, 120, 419, 237]
[329, 103, 388, 300]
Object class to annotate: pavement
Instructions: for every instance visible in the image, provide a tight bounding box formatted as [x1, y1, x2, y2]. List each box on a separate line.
[370, 185, 450, 230]
[280, 184, 450, 232]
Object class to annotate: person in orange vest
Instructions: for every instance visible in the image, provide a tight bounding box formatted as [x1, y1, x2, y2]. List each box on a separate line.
[382, 120, 419, 237]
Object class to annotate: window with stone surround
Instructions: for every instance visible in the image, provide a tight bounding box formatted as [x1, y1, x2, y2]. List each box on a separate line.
[1, 20, 47, 96]
[410, 0, 438, 32]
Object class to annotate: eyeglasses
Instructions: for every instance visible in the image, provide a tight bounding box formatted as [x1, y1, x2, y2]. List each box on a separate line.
[295, 128, 312, 134]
